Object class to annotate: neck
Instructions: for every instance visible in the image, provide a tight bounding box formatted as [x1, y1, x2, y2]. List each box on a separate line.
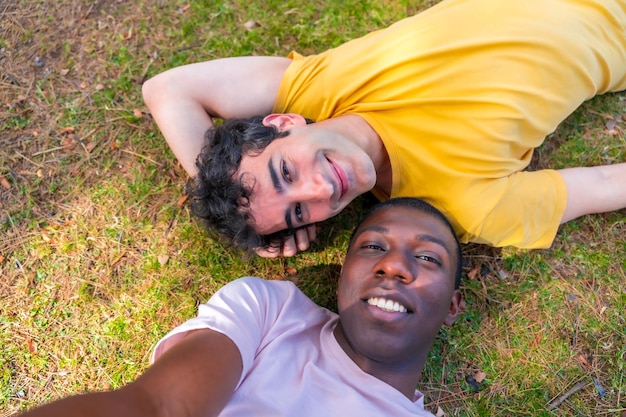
[319, 115, 392, 193]
[333, 323, 427, 400]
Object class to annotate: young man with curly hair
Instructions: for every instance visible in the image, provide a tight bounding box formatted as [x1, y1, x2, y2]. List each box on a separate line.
[143, 0, 626, 257]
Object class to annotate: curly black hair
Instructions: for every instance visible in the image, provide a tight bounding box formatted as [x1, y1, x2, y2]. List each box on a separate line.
[186, 116, 307, 255]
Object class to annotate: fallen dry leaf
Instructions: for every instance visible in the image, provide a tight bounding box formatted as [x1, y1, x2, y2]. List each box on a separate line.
[123, 28, 133, 41]
[436, 406, 446, 417]
[0, 175, 11, 189]
[605, 115, 622, 135]
[605, 115, 621, 131]
[61, 134, 78, 150]
[177, 194, 189, 208]
[95, 83, 105, 91]
[467, 265, 480, 280]
[60, 126, 75, 134]
[26, 338, 37, 355]
[157, 255, 169, 265]
[41, 232, 53, 243]
[474, 370, 487, 383]
[576, 353, 590, 367]
[285, 267, 297, 275]
[85, 142, 97, 152]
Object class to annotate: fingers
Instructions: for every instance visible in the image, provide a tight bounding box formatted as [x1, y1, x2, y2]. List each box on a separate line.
[281, 235, 299, 257]
[254, 246, 282, 258]
[294, 226, 313, 252]
[253, 236, 298, 258]
[254, 225, 317, 258]
[305, 224, 316, 246]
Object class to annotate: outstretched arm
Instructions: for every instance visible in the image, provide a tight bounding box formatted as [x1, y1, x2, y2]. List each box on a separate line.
[142, 57, 291, 176]
[559, 163, 626, 223]
[19, 329, 243, 417]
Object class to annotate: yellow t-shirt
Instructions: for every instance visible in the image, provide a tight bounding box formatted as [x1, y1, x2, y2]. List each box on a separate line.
[273, 0, 626, 248]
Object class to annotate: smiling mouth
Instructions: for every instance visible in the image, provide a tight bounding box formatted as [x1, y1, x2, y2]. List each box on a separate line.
[327, 157, 348, 199]
[366, 297, 411, 314]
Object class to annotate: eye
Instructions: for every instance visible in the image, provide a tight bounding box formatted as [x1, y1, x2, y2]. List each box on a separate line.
[281, 161, 292, 182]
[294, 203, 303, 222]
[361, 243, 384, 251]
[416, 254, 441, 266]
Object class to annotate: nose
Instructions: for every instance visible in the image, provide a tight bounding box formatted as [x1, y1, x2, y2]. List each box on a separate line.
[373, 249, 416, 284]
[293, 172, 333, 202]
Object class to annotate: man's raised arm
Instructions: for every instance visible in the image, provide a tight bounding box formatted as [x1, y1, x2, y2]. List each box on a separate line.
[142, 56, 290, 175]
[19, 329, 243, 417]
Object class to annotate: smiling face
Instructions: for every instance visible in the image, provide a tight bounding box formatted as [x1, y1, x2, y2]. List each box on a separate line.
[237, 114, 377, 234]
[335, 204, 461, 367]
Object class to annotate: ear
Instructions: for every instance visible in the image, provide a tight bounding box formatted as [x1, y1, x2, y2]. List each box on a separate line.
[262, 113, 308, 132]
[443, 290, 463, 327]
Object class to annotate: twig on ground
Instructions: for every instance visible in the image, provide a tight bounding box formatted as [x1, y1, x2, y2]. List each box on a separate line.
[14, 151, 45, 168]
[32, 146, 65, 156]
[120, 148, 163, 166]
[547, 380, 587, 411]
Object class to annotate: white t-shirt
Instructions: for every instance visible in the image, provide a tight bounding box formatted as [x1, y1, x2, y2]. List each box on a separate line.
[152, 277, 436, 417]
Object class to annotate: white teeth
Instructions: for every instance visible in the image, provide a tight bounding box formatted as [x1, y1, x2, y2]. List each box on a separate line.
[367, 297, 408, 313]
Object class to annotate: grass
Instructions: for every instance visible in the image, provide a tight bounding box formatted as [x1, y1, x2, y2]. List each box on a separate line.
[1, 0, 625, 416]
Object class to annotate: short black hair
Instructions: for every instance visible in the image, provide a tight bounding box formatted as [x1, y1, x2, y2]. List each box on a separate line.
[348, 197, 463, 289]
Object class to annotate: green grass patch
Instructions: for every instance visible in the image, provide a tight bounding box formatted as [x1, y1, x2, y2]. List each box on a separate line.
[1, 0, 624, 416]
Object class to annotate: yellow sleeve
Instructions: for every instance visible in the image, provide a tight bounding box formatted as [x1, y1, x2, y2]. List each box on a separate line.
[459, 170, 568, 249]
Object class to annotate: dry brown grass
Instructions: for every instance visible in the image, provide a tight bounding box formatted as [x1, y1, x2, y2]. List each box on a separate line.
[1, 1, 625, 416]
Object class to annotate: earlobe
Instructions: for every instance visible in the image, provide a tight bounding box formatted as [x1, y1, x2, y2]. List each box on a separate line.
[443, 290, 463, 327]
[262, 113, 307, 132]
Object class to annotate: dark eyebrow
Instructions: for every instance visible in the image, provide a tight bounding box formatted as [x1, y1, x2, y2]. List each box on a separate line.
[268, 158, 283, 193]
[356, 225, 388, 235]
[268, 158, 293, 229]
[416, 233, 452, 257]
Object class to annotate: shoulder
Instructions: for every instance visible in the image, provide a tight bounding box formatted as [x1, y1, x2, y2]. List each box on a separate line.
[218, 276, 300, 299]
[210, 277, 310, 313]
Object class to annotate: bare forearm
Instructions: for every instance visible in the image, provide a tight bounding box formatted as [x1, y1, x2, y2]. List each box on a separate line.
[150, 99, 213, 177]
[143, 71, 214, 176]
[142, 57, 289, 177]
[18, 330, 242, 417]
[18, 388, 156, 417]
[559, 162, 626, 223]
